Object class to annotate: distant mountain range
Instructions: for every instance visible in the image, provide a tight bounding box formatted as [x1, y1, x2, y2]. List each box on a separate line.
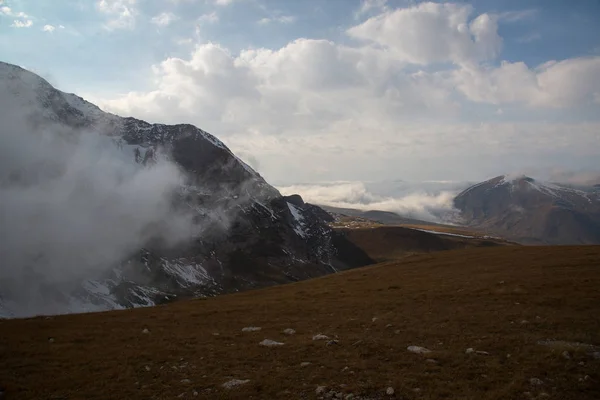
[454, 175, 600, 245]
[321, 175, 600, 245]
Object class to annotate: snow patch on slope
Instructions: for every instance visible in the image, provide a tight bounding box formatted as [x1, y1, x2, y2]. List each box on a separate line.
[287, 202, 308, 238]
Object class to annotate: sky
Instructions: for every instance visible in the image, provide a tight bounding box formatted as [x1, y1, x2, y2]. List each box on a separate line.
[1, 0, 600, 191]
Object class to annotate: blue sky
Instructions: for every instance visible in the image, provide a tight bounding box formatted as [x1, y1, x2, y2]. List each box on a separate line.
[1, 0, 600, 188]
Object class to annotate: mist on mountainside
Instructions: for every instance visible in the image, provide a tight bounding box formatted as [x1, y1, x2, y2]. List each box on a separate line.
[277, 180, 468, 223]
[0, 97, 201, 314]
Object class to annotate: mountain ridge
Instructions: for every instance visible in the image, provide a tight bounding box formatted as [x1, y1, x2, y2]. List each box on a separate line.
[0, 61, 372, 318]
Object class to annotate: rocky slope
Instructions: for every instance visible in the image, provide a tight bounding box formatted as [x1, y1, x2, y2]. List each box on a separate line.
[454, 175, 600, 244]
[0, 61, 372, 318]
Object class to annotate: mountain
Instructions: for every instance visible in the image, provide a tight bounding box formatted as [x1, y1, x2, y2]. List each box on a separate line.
[454, 175, 600, 244]
[0, 61, 372, 318]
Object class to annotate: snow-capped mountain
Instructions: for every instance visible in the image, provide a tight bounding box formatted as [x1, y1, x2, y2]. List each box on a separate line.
[0, 61, 372, 318]
[454, 175, 600, 244]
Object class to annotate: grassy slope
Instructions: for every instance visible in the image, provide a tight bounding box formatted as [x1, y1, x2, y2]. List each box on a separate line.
[1, 246, 599, 400]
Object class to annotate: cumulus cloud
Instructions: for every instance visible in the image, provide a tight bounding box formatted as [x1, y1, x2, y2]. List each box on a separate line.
[151, 12, 179, 27]
[42, 24, 55, 32]
[347, 2, 502, 65]
[278, 181, 461, 223]
[90, 2, 600, 185]
[455, 56, 600, 107]
[97, 0, 137, 30]
[1, 5, 33, 28]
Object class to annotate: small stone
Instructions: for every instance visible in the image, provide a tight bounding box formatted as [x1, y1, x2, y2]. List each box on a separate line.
[212, 332, 220, 336]
[507, 354, 511, 358]
[259, 339, 284, 347]
[181, 379, 191, 384]
[408, 345, 431, 354]
[538, 393, 550, 398]
[222, 379, 250, 389]
[283, 328, 296, 335]
[336, 392, 344, 399]
[579, 361, 585, 366]
[352, 340, 363, 346]
[313, 334, 330, 341]
[142, 328, 150, 334]
[530, 378, 544, 386]
[192, 392, 198, 397]
[145, 365, 151, 372]
[520, 320, 529, 325]
[177, 393, 185, 398]
[372, 317, 378, 322]
[241, 327, 261, 332]
[339, 384, 347, 388]
[316, 386, 327, 395]
[386, 387, 395, 395]
[386, 324, 393, 328]
[476, 350, 490, 355]
[345, 395, 355, 400]
[591, 352, 600, 360]
[394, 330, 400, 334]
[301, 362, 312, 367]
[327, 340, 339, 346]
[413, 388, 422, 393]
[466, 348, 475, 354]
[342, 366, 349, 371]
[425, 359, 438, 364]
[48, 337, 55, 343]
[562, 351, 571, 359]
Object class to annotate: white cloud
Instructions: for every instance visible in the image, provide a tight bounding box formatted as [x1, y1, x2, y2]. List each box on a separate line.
[11, 19, 33, 28]
[497, 9, 537, 23]
[257, 15, 295, 25]
[91, 3, 600, 184]
[278, 181, 459, 222]
[347, 2, 502, 65]
[199, 11, 218, 24]
[42, 24, 56, 32]
[454, 57, 600, 107]
[355, 0, 388, 18]
[151, 12, 179, 27]
[214, 0, 239, 6]
[1, 5, 33, 28]
[97, 0, 137, 30]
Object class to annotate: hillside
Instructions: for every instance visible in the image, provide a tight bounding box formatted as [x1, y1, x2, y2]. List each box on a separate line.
[1, 246, 599, 400]
[0, 61, 371, 318]
[335, 226, 512, 262]
[454, 175, 600, 245]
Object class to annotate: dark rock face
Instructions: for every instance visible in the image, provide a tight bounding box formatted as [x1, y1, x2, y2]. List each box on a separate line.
[454, 175, 600, 245]
[0, 61, 373, 317]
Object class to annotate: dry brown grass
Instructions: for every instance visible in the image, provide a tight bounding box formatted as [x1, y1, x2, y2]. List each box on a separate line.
[1, 246, 599, 400]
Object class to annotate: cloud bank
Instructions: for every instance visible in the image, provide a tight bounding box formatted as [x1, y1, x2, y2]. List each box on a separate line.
[278, 181, 465, 223]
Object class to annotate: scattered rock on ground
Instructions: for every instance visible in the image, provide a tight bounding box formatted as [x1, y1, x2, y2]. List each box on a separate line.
[283, 328, 296, 335]
[466, 348, 475, 354]
[300, 362, 312, 367]
[327, 340, 339, 346]
[562, 351, 571, 359]
[241, 327, 261, 332]
[407, 345, 432, 354]
[142, 328, 150, 334]
[313, 334, 330, 341]
[48, 337, 55, 343]
[222, 379, 250, 389]
[316, 386, 327, 395]
[476, 350, 490, 355]
[180, 379, 191, 384]
[425, 359, 438, 364]
[144, 365, 151, 372]
[386, 387, 395, 395]
[259, 339, 284, 347]
[530, 378, 544, 386]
